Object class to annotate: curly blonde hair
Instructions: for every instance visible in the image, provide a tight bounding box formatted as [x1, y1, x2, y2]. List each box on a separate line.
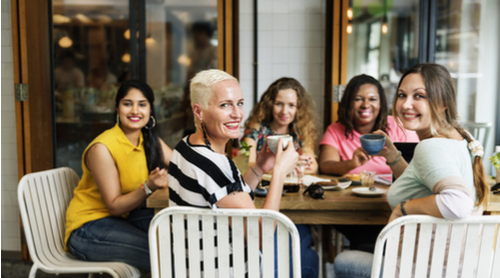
[244, 77, 318, 151]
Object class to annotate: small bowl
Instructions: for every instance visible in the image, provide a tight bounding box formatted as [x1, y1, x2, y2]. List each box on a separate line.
[266, 135, 293, 153]
[360, 134, 386, 155]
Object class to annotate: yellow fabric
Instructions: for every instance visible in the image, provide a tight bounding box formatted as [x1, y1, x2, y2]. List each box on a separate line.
[64, 124, 149, 248]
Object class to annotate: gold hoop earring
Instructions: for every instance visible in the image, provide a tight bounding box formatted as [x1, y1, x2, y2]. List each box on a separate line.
[144, 116, 156, 130]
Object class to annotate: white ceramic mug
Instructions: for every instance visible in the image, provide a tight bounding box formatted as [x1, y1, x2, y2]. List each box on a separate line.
[266, 135, 293, 153]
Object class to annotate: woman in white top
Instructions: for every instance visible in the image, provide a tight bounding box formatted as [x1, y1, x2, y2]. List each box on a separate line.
[334, 63, 490, 278]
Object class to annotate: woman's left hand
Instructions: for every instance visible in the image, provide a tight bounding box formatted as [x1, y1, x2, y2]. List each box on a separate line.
[372, 130, 398, 160]
[147, 167, 168, 191]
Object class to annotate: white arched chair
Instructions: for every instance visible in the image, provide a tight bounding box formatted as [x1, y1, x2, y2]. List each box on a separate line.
[149, 206, 302, 278]
[371, 215, 500, 278]
[464, 121, 492, 149]
[18, 167, 141, 278]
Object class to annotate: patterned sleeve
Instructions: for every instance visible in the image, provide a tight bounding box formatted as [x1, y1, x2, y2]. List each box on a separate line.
[243, 127, 260, 142]
[242, 126, 266, 152]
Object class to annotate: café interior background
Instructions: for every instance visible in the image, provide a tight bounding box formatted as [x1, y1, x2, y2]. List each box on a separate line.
[1, 0, 499, 253]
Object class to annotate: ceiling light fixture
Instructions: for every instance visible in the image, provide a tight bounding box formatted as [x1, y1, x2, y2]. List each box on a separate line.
[58, 36, 73, 48]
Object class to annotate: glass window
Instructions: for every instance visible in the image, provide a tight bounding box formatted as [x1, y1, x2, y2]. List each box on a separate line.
[145, 0, 218, 148]
[434, 0, 499, 174]
[53, 0, 218, 175]
[346, 0, 420, 110]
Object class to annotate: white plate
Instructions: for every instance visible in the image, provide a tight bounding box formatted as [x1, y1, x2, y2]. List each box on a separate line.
[262, 174, 272, 181]
[352, 187, 387, 197]
[301, 175, 331, 186]
[321, 181, 352, 191]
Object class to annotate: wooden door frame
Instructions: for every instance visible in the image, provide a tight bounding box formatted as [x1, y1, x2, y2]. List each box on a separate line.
[325, 0, 349, 126]
[218, 0, 239, 157]
[12, 0, 54, 179]
[11, 0, 54, 261]
[217, 0, 239, 78]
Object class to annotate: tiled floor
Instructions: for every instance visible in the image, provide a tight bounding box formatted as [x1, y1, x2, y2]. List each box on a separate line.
[2, 254, 333, 278]
[1, 259, 94, 278]
[0, 252, 149, 278]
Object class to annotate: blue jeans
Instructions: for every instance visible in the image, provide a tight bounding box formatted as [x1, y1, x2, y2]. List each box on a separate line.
[68, 208, 154, 271]
[274, 224, 319, 278]
[334, 250, 374, 278]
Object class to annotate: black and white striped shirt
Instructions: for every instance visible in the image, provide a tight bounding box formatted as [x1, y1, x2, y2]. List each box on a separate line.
[168, 136, 253, 208]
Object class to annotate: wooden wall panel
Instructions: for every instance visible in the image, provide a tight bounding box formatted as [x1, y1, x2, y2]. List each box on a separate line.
[330, 0, 349, 125]
[14, 0, 54, 175]
[11, 0, 25, 179]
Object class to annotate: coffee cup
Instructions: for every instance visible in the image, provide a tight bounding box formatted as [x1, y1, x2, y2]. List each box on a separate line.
[360, 134, 386, 155]
[266, 135, 293, 153]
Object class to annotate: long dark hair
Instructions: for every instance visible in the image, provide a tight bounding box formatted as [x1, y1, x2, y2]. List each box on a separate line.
[338, 74, 389, 139]
[115, 80, 165, 172]
[395, 63, 488, 206]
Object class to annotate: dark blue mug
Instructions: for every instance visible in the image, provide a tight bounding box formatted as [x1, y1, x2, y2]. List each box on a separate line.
[360, 134, 386, 155]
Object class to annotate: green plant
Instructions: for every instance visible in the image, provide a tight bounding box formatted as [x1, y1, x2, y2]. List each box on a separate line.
[489, 152, 500, 170]
[239, 141, 252, 157]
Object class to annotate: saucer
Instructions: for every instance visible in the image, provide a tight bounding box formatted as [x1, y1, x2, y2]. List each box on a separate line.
[352, 187, 387, 197]
[317, 181, 352, 191]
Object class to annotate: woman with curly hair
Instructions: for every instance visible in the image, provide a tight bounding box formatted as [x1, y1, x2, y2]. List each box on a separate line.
[242, 77, 319, 174]
[319, 74, 419, 176]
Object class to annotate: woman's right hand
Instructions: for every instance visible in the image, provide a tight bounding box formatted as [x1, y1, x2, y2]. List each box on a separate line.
[147, 167, 168, 191]
[350, 147, 372, 168]
[255, 141, 276, 174]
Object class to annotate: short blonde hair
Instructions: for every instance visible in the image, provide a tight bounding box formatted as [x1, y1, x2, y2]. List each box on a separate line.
[190, 69, 237, 109]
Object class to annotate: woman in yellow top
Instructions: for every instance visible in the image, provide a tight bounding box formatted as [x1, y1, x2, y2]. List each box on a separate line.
[65, 80, 172, 271]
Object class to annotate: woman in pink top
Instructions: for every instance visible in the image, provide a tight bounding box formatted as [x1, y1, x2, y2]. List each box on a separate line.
[319, 74, 418, 176]
[319, 74, 418, 252]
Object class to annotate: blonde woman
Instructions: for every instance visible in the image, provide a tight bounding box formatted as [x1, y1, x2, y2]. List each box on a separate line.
[168, 70, 319, 277]
[243, 77, 319, 174]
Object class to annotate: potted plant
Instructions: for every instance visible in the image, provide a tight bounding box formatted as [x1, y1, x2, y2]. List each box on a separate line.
[489, 151, 500, 183]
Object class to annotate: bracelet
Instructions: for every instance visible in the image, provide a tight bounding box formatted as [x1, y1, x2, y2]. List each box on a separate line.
[400, 199, 411, 216]
[386, 151, 402, 166]
[141, 181, 153, 196]
[250, 166, 262, 180]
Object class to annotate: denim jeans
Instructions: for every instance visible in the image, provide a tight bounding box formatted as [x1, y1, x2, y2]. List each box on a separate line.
[274, 224, 319, 278]
[334, 250, 374, 278]
[67, 208, 154, 271]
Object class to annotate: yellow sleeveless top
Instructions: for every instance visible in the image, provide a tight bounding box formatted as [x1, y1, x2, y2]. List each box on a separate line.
[64, 124, 149, 247]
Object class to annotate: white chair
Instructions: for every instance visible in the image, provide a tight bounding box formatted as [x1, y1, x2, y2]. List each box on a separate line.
[18, 167, 141, 278]
[149, 206, 302, 278]
[464, 121, 492, 149]
[371, 215, 500, 278]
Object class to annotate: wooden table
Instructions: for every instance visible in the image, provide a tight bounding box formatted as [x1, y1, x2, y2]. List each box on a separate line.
[147, 179, 500, 220]
[147, 177, 500, 277]
[148, 184, 392, 223]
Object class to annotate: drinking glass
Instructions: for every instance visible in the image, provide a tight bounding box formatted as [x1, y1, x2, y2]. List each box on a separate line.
[360, 171, 376, 188]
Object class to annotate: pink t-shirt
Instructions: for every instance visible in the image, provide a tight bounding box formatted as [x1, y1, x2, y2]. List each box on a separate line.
[320, 116, 419, 175]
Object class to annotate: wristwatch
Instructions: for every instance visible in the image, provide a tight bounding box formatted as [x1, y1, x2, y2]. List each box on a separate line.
[142, 181, 153, 196]
[400, 199, 411, 216]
